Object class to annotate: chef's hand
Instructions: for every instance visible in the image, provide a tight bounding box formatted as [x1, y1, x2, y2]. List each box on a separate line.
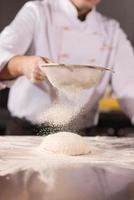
[0, 55, 52, 83]
[21, 56, 51, 83]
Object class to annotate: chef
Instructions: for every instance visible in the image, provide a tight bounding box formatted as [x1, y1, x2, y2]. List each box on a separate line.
[0, 0, 134, 135]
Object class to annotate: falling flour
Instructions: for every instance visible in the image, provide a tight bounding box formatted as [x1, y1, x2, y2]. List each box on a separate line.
[37, 103, 79, 126]
[36, 89, 89, 126]
[35, 66, 102, 128]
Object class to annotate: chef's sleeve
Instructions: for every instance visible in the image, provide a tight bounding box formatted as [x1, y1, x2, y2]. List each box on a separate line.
[0, 2, 36, 88]
[111, 27, 134, 124]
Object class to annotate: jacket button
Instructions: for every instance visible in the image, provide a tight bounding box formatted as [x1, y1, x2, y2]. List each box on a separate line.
[63, 26, 70, 31]
[100, 44, 112, 51]
[90, 58, 96, 64]
[93, 31, 102, 36]
[60, 53, 69, 59]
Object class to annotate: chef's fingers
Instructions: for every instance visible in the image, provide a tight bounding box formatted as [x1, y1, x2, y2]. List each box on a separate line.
[37, 58, 51, 76]
[34, 66, 45, 75]
[36, 73, 46, 80]
[41, 57, 52, 63]
[31, 74, 45, 83]
[31, 68, 46, 83]
[34, 71, 46, 80]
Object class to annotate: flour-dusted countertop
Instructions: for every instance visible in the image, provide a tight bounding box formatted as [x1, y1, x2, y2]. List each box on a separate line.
[0, 136, 134, 200]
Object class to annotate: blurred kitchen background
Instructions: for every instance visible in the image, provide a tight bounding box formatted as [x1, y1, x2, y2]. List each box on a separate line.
[0, 0, 134, 136]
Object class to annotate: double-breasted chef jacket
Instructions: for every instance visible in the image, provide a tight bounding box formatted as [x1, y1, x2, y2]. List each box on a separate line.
[0, 0, 134, 129]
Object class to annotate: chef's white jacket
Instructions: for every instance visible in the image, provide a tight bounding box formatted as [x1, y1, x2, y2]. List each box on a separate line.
[0, 0, 134, 129]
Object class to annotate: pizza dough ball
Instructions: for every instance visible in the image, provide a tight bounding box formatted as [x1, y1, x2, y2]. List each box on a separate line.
[40, 132, 91, 156]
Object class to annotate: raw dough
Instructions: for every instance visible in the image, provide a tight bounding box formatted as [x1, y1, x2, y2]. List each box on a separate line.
[40, 132, 91, 156]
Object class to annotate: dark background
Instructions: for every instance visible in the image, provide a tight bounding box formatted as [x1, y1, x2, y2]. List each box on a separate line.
[0, 0, 134, 135]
